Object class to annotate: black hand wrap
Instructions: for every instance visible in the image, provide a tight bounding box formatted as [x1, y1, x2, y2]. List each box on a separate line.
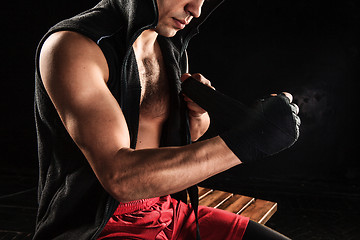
[181, 77, 300, 163]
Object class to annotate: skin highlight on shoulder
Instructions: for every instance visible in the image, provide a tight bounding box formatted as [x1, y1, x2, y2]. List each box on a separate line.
[40, 31, 109, 86]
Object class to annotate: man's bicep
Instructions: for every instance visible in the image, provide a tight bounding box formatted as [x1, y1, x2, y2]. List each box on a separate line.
[39, 31, 131, 168]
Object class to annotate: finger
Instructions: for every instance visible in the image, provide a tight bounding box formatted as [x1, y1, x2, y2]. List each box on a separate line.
[272, 92, 293, 102]
[290, 103, 300, 115]
[281, 92, 293, 103]
[191, 73, 215, 89]
[180, 73, 192, 82]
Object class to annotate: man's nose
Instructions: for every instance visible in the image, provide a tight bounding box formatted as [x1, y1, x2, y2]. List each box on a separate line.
[185, 0, 204, 18]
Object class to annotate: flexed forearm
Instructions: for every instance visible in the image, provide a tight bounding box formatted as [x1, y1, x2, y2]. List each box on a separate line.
[98, 136, 239, 203]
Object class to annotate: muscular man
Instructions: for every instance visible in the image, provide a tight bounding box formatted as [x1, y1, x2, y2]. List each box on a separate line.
[34, 0, 299, 239]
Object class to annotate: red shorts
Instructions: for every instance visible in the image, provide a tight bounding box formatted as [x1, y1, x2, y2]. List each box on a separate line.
[98, 195, 249, 240]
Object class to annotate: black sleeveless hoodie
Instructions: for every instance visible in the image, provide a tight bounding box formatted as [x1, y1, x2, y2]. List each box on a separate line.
[34, 0, 223, 239]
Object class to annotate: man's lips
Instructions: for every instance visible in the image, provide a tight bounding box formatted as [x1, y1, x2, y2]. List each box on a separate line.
[172, 18, 189, 29]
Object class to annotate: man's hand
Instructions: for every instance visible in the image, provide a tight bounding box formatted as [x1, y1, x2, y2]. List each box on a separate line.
[181, 77, 300, 163]
[180, 73, 212, 141]
[220, 92, 300, 163]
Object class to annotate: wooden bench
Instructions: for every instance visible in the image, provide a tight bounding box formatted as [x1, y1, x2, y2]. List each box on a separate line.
[194, 187, 277, 224]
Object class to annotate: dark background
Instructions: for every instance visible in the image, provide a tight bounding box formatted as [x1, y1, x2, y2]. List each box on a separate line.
[1, 0, 359, 238]
[189, 0, 360, 198]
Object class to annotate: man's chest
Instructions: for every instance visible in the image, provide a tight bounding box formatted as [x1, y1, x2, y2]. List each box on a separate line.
[137, 56, 170, 121]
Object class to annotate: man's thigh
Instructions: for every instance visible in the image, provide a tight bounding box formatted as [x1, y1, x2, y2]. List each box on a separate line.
[174, 201, 249, 240]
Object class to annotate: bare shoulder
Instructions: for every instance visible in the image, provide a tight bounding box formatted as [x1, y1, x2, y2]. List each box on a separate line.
[40, 31, 102, 58]
[42, 30, 95, 48]
[39, 30, 112, 123]
[39, 31, 109, 85]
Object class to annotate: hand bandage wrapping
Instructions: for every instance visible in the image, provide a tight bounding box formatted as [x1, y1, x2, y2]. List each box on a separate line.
[181, 77, 300, 163]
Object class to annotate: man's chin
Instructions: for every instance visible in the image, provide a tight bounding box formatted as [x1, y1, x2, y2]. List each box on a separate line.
[154, 27, 179, 38]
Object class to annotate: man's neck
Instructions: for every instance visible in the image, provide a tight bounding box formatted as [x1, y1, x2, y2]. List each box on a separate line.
[133, 29, 159, 58]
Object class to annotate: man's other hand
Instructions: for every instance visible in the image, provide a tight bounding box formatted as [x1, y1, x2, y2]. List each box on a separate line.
[180, 73, 212, 141]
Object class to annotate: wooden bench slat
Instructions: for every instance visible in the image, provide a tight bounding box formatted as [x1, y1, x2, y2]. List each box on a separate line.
[186, 187, 213, 203]
[198, 190, 233, 208]
[197, 187, 277, 225]
[216, 194, 255, 215]
[258, 202, 277, 224]
[240, 199, 278, 224]
[198, 187, 213, 200]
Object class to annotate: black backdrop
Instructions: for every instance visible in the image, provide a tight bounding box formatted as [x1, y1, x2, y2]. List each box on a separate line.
[1, 0, 359, 196]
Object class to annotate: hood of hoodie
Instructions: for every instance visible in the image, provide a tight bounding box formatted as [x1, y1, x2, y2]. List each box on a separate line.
[42, 0, 225, 65]
[108, 0, 225, 51]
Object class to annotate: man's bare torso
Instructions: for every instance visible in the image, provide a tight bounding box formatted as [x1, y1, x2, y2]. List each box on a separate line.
[135, 39, 170, 149]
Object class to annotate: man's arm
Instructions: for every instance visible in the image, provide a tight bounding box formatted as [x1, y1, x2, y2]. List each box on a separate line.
[39, 31, 240, 203]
